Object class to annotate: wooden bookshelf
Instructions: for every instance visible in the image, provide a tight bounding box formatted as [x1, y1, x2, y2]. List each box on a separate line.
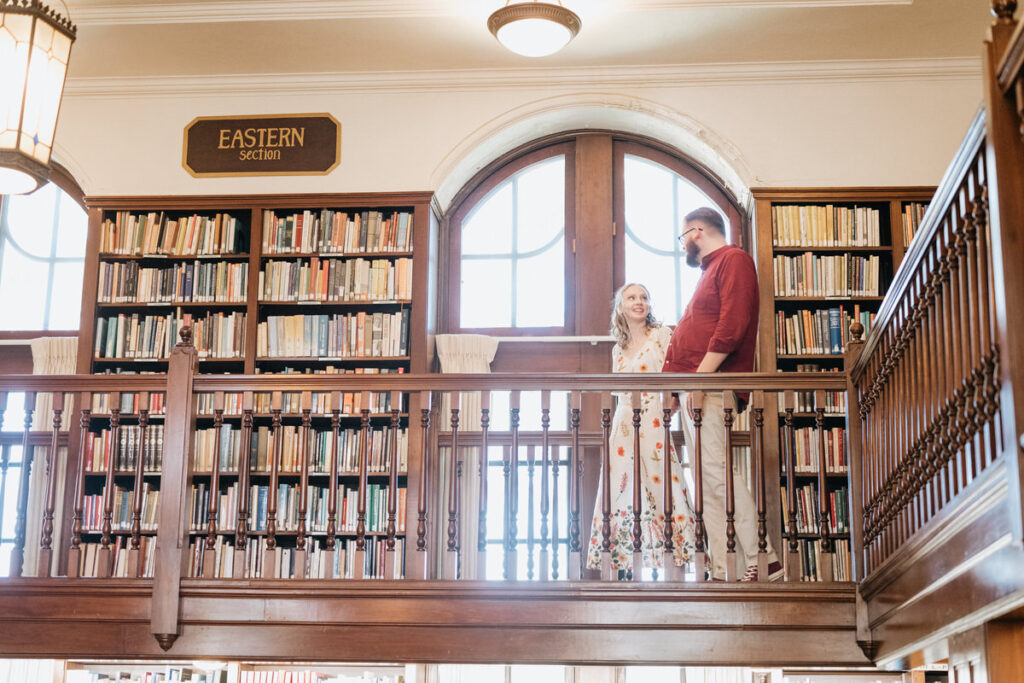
[75, 193, 438, 578]
[753, 187, 932, 581]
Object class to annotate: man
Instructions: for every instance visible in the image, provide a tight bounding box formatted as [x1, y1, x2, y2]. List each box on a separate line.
[663, 206, 781, 582]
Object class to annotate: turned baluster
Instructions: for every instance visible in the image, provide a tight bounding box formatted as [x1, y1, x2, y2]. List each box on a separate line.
[477, 391, 491, 579]
[264, 392, 283, 578]
[445, 393, 460, 580]
[294, 391, 312, 578]
[129, 392, 150, 577]
[98, 394, 118, 579]
[68, 394, 91, 578]
[722, 391, 738, 582]
[11, 392, 37, 577]
[539, 391, 551, 581]
[661, 400, 679, 581]
[783, 391, 800, 582]
[599, 393, 613, 581]
[506, 391, 521, 580]
[233, 391, 255, 579]
[384, 391, 400, 580]
[630, 391, 643, 581]
[39, 392, 65, 577]
[691, 391, 707, 582]
[567, 392, 582, 579]
[551, 421, 560, 580]
[414, 392, 431, 579]
[815, 389, 834, 582]
[354, 400, 371, 579]
[203, 391, 225, 578]
[324, 391, 341, 578]
[752, 392, 769, 582]
[526, 444, 536, 581]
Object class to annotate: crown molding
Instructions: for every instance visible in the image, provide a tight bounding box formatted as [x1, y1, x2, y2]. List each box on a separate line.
[64, 58, 982, 99]
[67, 0, 912, 26]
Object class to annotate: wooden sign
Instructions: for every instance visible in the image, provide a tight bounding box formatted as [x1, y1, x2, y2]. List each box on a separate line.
[183, 113, 340, 177]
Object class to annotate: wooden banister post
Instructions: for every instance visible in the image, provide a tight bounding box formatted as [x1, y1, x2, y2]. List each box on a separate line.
[151, 325, 199, 652]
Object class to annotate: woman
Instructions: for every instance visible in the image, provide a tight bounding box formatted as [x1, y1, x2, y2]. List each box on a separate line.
[587, 283, 697, 574]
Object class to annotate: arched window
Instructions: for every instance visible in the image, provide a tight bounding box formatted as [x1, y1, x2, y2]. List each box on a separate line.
[447, 142, 575, 334]
[445, 134, 743, 336]
[0, 174, 87, 331]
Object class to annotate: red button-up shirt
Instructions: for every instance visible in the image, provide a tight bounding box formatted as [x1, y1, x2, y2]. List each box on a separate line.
[662, 244, 759, 375]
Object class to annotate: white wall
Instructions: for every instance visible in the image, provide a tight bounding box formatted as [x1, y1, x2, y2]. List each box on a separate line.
[55, 62, 982, 204]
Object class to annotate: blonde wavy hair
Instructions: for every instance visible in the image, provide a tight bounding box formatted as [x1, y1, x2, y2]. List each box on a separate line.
[610, 282, 660, 347]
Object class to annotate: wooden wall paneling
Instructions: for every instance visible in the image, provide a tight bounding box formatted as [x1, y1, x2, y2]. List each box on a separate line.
[983, 619, 1024, 682]
[574, 135, 614, 337]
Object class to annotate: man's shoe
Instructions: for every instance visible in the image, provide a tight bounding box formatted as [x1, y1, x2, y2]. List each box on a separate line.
[740, 560, 785, 582]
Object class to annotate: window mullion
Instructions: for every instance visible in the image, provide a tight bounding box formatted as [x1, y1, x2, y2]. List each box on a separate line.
[511, 178, 519, 328]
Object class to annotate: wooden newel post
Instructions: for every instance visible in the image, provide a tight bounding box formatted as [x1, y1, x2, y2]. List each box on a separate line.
[151, 325, 199, 652]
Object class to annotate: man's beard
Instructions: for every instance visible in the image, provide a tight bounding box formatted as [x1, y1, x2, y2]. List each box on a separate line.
[685, 241, 701, 268]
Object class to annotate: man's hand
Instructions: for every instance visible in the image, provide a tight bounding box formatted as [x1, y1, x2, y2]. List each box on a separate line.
[668, 393, 681, 416]
[685, 392, 695, 419]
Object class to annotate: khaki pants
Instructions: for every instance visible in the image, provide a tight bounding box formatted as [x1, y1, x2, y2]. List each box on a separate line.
[678, 391, 778, 579]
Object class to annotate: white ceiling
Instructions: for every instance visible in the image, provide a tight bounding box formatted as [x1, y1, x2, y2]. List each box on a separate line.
[62, 0, 992, 79]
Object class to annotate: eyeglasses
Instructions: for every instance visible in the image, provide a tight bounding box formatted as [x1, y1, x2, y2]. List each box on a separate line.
[677, 226, 702, 243]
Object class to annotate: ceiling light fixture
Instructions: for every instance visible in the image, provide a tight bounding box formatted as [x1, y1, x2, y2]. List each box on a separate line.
[488, 1, 581, 58]
[0, 0, 76, 195]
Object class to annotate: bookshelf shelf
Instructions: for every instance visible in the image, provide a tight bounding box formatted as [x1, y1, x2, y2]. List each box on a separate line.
[261, 251, 414, 260]
[97, 301, 249, 309]
[258, 299, 413, 307]
[755, 186, 933, 582]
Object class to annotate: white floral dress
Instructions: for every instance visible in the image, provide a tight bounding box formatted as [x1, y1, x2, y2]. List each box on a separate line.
[587, 326, 697, 571]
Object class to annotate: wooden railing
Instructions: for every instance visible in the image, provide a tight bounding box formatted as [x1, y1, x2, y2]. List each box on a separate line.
[844, 3, 1024, 667]
[0, 329, 853, 596]
[848, 111, 999, 577]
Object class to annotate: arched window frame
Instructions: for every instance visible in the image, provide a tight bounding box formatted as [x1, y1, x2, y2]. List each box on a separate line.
[442, 133, 748, 340]
[444, 141, 577, 336]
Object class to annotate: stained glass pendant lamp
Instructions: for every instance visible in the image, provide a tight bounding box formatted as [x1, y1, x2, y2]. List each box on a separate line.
[488, 1, 581, 58]
[0, 0, 76, 195]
